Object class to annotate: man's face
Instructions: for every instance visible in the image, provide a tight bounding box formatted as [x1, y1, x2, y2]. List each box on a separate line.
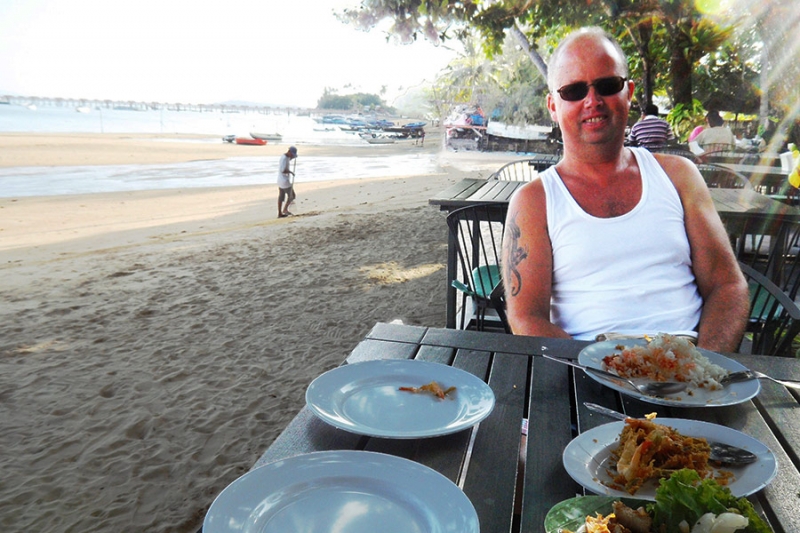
[546, 36, 632, 149]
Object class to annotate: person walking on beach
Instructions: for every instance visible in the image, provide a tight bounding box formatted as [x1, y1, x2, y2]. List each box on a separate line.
[277, 146, 297, 218]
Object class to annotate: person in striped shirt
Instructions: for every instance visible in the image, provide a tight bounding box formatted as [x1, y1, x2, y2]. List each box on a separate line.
[628, 104, 674, 149]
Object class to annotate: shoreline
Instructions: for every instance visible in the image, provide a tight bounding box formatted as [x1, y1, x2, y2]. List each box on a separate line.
[0, 133, 516, 532]
[0, 130, 446, 168]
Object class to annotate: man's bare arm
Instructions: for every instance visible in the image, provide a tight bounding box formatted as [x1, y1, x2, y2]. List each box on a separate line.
[658, 155, 749, 352]
[502, 182, 571, 338]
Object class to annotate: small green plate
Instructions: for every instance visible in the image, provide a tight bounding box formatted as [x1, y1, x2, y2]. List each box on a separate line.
[544, 496, 642, 533]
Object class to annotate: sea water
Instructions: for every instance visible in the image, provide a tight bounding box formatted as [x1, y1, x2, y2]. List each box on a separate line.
[0, 104, 438, 197]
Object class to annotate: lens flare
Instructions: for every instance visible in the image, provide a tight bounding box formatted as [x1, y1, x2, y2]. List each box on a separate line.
[695, 0, 728, 15]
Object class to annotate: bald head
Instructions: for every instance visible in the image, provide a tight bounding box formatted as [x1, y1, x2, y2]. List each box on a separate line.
[547, 27, 628, 93]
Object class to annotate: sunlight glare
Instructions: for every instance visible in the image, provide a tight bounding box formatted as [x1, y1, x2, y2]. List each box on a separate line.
[694, 0, 730, 15]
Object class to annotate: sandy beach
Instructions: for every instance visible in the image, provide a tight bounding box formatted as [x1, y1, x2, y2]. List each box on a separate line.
[0, 130, 514, 532]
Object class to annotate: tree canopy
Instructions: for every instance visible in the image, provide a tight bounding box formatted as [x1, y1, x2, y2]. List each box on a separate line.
[338, 0, 799, 144]
[317, 88, 387, 111]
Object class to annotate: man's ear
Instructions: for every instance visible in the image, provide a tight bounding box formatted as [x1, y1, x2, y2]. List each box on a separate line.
[625, 80, 635, 104]
[546, 93, 558, 122]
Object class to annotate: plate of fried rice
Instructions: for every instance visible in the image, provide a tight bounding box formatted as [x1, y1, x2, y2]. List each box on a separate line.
[578, 334, 760, 406]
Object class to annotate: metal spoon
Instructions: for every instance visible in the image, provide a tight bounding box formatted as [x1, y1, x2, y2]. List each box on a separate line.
[583, 402, 758, 465]
[541, 354, 687, 396]
[721, 369, 800, 390]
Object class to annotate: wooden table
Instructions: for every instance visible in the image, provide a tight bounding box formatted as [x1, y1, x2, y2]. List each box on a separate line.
[225, 323, 800, 533]
[429, 178, 800, 327]
[719, 163, 790, 195]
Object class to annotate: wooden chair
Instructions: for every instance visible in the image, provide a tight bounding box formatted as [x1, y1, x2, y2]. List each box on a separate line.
[490, 155, 561, 181]
[739, 261, 800, 357]
[447, 203, 510, 333]
[696, 163, 752, 190]
[649, 145, 700, 162]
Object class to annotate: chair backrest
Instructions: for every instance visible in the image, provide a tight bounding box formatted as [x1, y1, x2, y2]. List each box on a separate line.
[490, 155, 561, 181]
[697, 163, 753, 190]
[739, 261, 800, 356]
[649, 146, 700, 163]
[736, 217, 800, 300]
[697, 143, 739, 163]
[446, 203, 510, 332]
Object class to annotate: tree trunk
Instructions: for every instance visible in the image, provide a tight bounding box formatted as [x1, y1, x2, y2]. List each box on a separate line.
[669, 32, 693, 106]
[759, 39, 770, 132]
[510, 25, 548, 81]
[637, 22, 654, 109]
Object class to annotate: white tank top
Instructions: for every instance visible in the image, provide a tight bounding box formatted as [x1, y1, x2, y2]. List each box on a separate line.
[541, 147, 702, 340]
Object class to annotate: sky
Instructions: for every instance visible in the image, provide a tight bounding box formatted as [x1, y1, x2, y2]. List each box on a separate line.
[0, 0, 460, 108]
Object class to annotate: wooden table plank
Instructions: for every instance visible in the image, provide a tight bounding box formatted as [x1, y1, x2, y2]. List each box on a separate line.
[438, 178, 488, 199]
[346, 338, 419, 363]
[520, 356, 583, 531]
[251, 409, 365, 469]
[365, 322, 428, 344]
[720, 163, 790, 195]
[462, 352, 528, 533]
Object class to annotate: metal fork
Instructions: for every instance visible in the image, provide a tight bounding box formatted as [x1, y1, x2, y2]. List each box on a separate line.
[722, 369, 800, 390]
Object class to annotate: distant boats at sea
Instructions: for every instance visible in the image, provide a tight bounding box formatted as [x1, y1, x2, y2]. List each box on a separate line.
[0, 104, 409, 148]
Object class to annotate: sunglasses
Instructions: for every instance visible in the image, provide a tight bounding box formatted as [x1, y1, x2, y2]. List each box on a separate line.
[556, 76, 628, 102]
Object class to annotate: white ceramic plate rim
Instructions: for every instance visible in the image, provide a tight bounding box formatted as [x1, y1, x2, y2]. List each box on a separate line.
[578, 339, 760, 406]
[562, 418, 777, 500]
[203, 450, 480, 533]
[305, 359, 496, 438]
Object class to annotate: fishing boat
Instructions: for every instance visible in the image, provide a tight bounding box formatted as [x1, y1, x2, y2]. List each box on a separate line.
[250, 132, 283, 142]
[360, 133, 396, 144]
[235, 137, 267, 146]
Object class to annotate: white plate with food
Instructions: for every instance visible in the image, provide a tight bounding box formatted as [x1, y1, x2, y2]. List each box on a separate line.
[306, 359, 495, 438]
[562, 418, 777, 500]
[203, 450, 479, 533]
[578, 337, 760, 406]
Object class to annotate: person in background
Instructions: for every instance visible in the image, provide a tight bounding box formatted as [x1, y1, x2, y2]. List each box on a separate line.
[277, 146, 297, 218]
[627, 103, 674, 149]
[501, 27, 749, 353]
[688, 124, 705, 142]
[693, 110, 735, 148]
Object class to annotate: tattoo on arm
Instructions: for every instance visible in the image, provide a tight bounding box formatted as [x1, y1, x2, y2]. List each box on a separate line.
[505, 216, 528, 297]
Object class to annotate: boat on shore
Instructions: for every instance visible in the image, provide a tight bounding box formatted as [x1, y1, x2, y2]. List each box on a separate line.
[234, 137, 267, 146]
[360, 132, 396, 144]
[250, 132, 283, 142]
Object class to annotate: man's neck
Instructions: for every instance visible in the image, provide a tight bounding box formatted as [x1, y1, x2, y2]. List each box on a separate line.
[559, 141, 628, 180]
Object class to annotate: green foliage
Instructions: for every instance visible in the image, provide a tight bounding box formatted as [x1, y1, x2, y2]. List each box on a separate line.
[666, 99, 705, 141]
[316, 88, 387, 110]
[694, 42, 761, 114]
[336, 0, 797, 134]
[427, 29, 549, 125]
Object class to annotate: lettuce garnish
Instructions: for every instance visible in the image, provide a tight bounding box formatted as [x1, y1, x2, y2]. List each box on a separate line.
[647, 469, 772, 533]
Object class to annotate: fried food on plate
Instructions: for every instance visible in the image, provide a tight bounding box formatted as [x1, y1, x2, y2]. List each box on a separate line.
[399, 381, 456, 399]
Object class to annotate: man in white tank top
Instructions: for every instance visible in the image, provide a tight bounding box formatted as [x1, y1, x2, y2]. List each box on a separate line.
[501, 27, 749, 353]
